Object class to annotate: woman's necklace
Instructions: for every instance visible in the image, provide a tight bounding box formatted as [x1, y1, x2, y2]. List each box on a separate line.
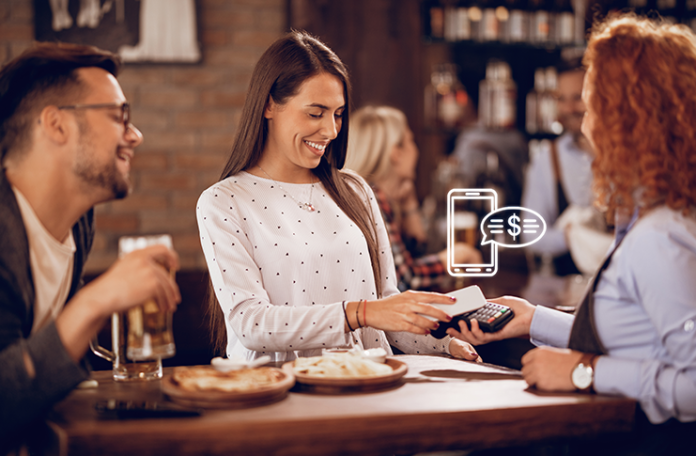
[257, 166, 317, 212]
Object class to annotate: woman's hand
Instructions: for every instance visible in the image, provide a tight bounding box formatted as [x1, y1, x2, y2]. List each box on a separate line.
[521, 347, 587, 392]
[362, 290, 456, 335]
[446, 296, 536, 345]
[449, 338, 482, 363]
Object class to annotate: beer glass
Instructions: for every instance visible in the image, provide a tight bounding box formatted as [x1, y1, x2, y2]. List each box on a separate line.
[90, 234, 176, 381]
[453, 211, 478, 247]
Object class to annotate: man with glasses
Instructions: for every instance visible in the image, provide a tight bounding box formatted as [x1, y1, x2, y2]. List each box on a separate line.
[0, 42, 181, 451]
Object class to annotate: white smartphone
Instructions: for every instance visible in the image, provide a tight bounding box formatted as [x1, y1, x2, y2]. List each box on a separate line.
[425, 285, 487, 317]
[447, 189, 498, 277]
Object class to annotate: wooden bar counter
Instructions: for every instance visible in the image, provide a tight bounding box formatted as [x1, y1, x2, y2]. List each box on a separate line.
[48, 354, 636, 456]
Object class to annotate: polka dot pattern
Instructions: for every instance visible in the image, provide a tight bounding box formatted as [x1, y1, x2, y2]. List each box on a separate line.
[196, 169, 452, 362]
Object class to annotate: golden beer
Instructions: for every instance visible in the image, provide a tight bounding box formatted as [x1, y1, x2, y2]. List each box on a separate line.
[453, 211, 478, 247]
[118, 235, 176, 361]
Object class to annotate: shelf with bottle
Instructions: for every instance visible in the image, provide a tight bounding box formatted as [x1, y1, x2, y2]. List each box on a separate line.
[424, 46, 565, 137]
[422, 0, 587, 48]
[424, 63, 479, 132]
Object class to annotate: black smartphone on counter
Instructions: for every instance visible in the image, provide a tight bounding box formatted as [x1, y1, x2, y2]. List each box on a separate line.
[95, 400, 203, 419]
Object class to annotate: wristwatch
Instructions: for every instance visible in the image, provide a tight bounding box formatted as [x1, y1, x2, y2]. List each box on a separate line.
[571, 353, 598, 392]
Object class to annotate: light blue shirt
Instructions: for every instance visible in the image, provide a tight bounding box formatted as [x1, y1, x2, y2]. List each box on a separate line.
[521, 133, 594, 256]
[529, 205, 696, 424]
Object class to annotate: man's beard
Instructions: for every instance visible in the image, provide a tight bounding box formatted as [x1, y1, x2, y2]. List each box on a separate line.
[74, 118, 130, 200]
[73, 149, 130, 200]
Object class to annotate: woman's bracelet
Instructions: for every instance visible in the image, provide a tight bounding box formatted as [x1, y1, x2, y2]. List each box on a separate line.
[363, 299, 367, 327]
[342, 300, 354, 332]
[355, 300, 362, 328]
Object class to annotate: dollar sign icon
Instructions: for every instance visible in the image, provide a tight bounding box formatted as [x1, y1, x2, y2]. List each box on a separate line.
[507, 214, 521, 240]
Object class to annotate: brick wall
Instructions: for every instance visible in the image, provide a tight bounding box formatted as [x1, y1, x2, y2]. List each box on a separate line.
[0, 0, 287, 272]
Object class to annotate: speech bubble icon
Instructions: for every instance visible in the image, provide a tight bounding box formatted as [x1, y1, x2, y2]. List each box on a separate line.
[480, 206, 547, 248]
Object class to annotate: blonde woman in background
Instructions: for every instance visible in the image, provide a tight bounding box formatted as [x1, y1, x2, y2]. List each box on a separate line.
[345, 106, 481, 292]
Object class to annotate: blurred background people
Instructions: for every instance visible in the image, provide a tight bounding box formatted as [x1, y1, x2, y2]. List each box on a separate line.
[345, 105, 482, 292]
[521, 57, 612, 276]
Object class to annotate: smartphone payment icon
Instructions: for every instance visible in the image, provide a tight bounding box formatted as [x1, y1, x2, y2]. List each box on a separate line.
[447, 189, 498, 277]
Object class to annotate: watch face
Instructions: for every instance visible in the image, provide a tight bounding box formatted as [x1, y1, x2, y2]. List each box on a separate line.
[572, 364, 593, 390]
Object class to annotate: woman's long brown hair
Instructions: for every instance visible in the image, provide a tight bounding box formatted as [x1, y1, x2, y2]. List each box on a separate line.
[207, 31, 382, 355]
[584, 14, 696, 219]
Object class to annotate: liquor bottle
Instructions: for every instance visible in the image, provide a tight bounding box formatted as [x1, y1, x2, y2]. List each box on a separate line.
[554, 0, 574, 45]
[571, 0, 586, 45]
[539, 67, 559, 134]
[427, 0, 445, 39]
[529, 0, 551, 45]
[426, 64, 471, 129]
[506, 0, 529, 43]
[479, 60, 517, 129]
[481, 0, 500, 41]
[468, 0, 485, 40]
[479, 64, 493, 127]
[495, 0, 511, 42]
[445, 1, 459, 41]
[525, 68, 545, 134]
[494, 61, 517, 129]
[455, 0, 472, 41]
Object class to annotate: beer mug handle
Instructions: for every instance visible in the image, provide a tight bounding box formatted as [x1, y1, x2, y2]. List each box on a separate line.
[89, 337, 115, 362]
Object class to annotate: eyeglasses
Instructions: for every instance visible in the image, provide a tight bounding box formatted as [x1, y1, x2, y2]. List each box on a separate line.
[58, 102, 130, 130]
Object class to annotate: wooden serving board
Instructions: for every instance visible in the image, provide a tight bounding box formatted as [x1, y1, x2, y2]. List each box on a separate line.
[282, 358, 408, 394]
[161, 367, 295, 409]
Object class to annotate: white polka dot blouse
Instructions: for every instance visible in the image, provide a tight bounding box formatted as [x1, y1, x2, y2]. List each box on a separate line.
[196, 169, 452, 362]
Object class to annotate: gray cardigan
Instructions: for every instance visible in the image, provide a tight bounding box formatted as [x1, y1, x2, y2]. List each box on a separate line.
[0, 168, 93, 445]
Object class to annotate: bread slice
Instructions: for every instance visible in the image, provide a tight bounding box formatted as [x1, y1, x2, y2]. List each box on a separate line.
[171, 366, 284, 393]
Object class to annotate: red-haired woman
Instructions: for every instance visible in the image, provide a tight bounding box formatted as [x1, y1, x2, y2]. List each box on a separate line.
[451, 14, 696, 445]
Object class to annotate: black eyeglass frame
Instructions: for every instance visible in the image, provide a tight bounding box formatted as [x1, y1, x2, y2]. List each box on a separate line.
[58, 102, 130, 130]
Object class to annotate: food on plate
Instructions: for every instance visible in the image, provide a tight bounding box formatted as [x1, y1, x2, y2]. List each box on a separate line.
[293, 352, 393, 378]
[171, 366, 285, 393]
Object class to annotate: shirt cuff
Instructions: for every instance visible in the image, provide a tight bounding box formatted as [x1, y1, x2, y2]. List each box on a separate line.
[593, 355, 641, 399]
[529, 305, 574, 348]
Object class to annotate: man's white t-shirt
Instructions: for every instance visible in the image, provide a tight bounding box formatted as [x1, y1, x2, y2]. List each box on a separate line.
[12, 186, 75, 334]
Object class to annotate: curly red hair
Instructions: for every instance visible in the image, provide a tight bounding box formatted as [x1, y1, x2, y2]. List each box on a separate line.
[584, 14, 696, 217]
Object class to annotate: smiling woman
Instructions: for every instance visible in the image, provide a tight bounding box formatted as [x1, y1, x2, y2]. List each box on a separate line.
[196, 31, 480, 364]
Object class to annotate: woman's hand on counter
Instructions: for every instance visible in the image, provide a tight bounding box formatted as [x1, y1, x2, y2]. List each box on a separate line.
[445, 296, 536, 345]
[449, 338, 482, 363]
